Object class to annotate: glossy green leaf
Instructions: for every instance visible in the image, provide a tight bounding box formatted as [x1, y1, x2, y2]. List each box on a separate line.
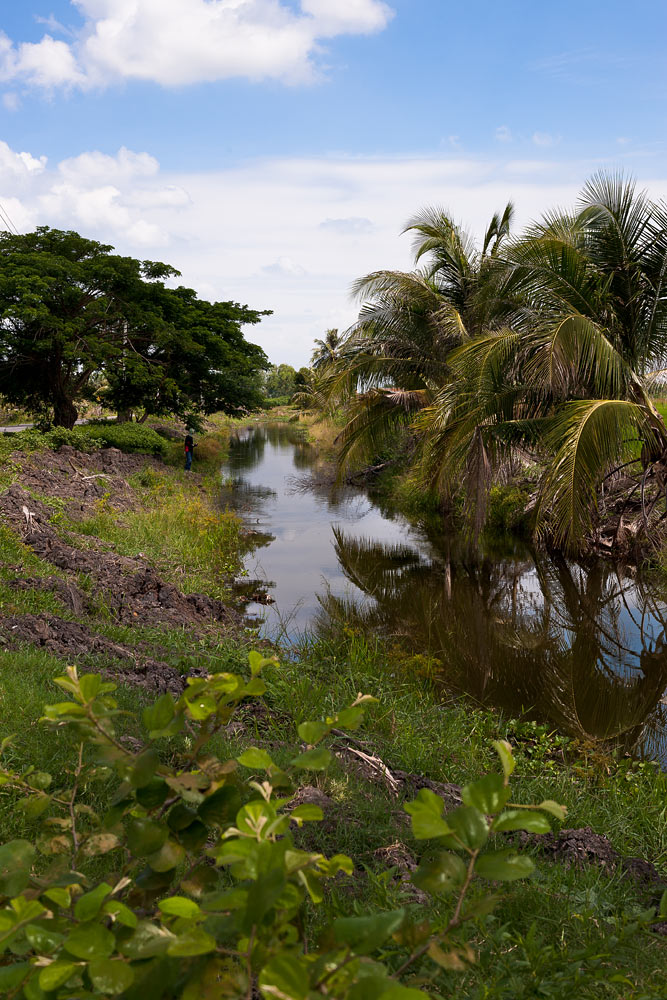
[297, 721, 329, 744]
[441, 806, 488, 850]
[126, 817, 168, 857]
[198, 785, 241, 827]
[103, 900, 138, 929]
[88, 958, 135, 995]
[65, 923, 116, 959]
[290, 804, 323, 823]
[79, 674, 102, 701]
[412, 851, 467, 895]
[74, 883, 113, 921]
[404, 788, 452, 840]
[159, 897, 202, 919]
[237, 747, 275, 770]
[118, 920, 173, 958]
[462, 773, 510, 814]
[25, 923, 64, 953]
[258, 954, 310, 1000]
[474, 849, 535, 881]
[492, 739, 516, 780]
[167, 927, 217, 956]
[334, 909, 405, 955]
[334, 706, 365, 730]
[0, 962, 30, 993]
[136, 777, 169, 809]
[290, 746, 332, 770]
[143, 693, 175, 735]
[492, 809, 551, 834]
[537, 800, 567, 821]
[38, 962, 76, 992]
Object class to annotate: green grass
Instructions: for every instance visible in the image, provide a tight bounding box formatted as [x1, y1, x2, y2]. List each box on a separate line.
[0, 424, 665, 997]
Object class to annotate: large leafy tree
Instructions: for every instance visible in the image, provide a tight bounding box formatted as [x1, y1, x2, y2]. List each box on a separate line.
[0, 227, 269, 427]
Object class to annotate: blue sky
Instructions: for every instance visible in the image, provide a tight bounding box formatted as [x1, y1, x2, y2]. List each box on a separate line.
[1, 0, 666, 364]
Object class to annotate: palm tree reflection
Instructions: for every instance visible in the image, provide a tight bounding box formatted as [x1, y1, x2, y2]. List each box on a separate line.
[319, 528, 667, 760]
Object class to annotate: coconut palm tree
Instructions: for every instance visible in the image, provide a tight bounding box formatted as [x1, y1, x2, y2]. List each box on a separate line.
[426, 172, 667, 549]
[321, 203, 516, 470]
[310, 329, 341, 369]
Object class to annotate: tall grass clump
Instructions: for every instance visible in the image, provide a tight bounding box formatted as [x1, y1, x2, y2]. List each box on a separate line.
[71, 477, 244, 599]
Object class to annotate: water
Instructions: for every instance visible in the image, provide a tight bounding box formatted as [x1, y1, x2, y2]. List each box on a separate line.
[221, 422, 667, 763]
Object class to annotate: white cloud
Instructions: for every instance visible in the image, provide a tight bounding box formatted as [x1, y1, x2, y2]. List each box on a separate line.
[495, 125, 512, 143]
[532, 131, 560, 148]
[3, 140, 667, 366]
[2, 92, 20, 111]
[0, 0, 393, 92]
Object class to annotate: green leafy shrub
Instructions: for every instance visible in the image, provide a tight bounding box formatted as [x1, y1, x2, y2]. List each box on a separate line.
[261, 395, 292, 409]
[0, 653, 619, 999]
[10, 424, 168, 457]
[484, 484, 532, 536]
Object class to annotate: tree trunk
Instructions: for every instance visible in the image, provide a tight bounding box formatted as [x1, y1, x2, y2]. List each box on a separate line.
[53, 394, 78, 429]
[116, 409, 133, 423]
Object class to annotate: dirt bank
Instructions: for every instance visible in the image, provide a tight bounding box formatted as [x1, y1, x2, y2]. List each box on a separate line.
[0, 444, 244, 689]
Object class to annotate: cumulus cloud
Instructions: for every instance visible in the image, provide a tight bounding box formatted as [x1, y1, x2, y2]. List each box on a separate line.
[532, 131, 560, 148]
[319, 216, 375, 234]
[2, 139, 667, 366]
[0, 0, 394, 92]
[495, 125, 512, 143]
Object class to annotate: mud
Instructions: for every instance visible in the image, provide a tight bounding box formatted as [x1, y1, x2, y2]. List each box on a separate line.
[0, 445, 244, 691]
[0, 613, 185, 694]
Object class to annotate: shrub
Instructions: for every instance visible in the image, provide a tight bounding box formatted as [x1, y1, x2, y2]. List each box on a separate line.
[9, 424, 168, 457]
[0, 656, 618, 1000]
[261, 395, 292, 409]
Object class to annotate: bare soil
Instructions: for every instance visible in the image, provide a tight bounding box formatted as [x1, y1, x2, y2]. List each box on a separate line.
[0, 445, 243, 690]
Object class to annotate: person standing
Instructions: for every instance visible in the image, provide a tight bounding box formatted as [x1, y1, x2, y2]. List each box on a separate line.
[184, 432, 195, 471]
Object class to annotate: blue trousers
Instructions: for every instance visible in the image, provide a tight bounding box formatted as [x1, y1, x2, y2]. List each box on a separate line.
[184, 450, 192, 470]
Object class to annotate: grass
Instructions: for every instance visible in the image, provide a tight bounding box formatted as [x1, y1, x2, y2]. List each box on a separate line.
[63, 463, 245, 599]
[0, 420, 666, 997]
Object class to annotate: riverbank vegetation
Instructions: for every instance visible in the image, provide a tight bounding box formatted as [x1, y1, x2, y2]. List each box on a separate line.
[0, 424, 665, 997]
[305, 173, 667, 559]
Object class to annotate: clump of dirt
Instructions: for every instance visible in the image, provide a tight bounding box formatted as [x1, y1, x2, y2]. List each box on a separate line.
[0, 613, 185, 694]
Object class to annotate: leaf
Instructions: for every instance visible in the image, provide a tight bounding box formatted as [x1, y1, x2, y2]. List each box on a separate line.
[81, 833, 121, 856]
[334, 909, 405, 955]
[159, 897, 202, 919]
[404, 788, 452, 840]
[258, 954, 310, 1000]
[290, 747, 332, 770]
[427, 941, 470, 971]
[118, 920, 173, 959]
[65, 923, 116, 959]
[143, 693, 175, 735]
[38, 962, 77, 992]
[334, 706, 366, 730]
[74, 882, 113, 921]
[440, 806, 488, 850]
[492, 810, 551, 834]
[290, 804, 323, 824]
[536, 800, 567, 821]
[0, 839, 35, 895]
[129, 749, 160, 788]
[0, 962, 30, 993]
[474, 849, 535, 882]
[462, 774, 510, 814]
[492, 740, 516, 780]
[126, 817, 168, 857]
[25, 923, 65, 954]
[103, 900, 138, 928]
[88, 959, 135, 995]
[167, 927, 217, 957]
[79, 674, 102, 701]
[136, 778, 169, 809]
[198, 785, 241, 827]
[237, 747, 275, 770]
[248, 650, 275, 676]
[296, 721, 329, 745]
[148, 838, 186, 872]
[412, 851, 467, 895]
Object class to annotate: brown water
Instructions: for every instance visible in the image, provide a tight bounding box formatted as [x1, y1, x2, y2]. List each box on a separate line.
[222, 423, 667, 763]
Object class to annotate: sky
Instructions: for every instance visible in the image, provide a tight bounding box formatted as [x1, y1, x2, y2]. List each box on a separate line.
[1, 0, 666, 367]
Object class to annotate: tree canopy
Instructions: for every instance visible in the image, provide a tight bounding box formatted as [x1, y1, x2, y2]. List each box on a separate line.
[0, 227, 270, 427]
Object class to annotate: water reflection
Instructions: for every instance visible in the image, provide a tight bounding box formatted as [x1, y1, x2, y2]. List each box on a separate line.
[222, 424, 667, 762]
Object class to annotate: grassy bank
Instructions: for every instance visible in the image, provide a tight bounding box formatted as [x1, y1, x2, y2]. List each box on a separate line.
[0, 422, 666, 998]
